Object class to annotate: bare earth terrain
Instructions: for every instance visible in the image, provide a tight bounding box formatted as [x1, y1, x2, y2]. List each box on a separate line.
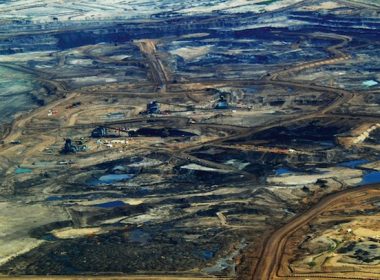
[0, 0, 379, 279]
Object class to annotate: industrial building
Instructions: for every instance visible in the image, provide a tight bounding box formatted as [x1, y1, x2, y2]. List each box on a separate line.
[146, 101, 160, 114]
[61, 139, 87, 154]
[215, 94, 229, 109]
[91, 126, 108, 138]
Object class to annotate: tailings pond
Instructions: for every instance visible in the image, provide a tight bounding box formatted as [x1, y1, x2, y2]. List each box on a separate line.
[0, 66, 40, 124]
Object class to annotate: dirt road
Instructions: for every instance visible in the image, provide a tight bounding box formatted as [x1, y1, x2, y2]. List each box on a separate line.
[135, 40, 170, 91]
[251, 183, 380, 280]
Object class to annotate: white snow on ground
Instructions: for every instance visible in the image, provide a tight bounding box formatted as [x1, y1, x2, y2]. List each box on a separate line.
[67, 59, 93, 66]
[233, 15, 306, 30]
[180, 163, 231, 173]
[170, 45, 213, 61]
[0, 51, 54, 62]
[0, 0, 305, 23]
[267, 167, 362, 186]
[70, 76, 118, 86]
[300, 1, 343, 11]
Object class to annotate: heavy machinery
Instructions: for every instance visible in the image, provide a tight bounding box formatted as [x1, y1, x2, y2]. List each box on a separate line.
[215, 94, 229, 109]
[146, 100, 160, 114]
[61, 139, 87, 154]
[91, 126, 108, 138]
[91, 126, 130, 138]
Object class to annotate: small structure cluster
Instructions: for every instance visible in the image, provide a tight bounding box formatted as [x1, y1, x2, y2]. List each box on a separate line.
[215, 94, 229, 110]
[146, 101, 160, 114]
[61, 139, 87, 154]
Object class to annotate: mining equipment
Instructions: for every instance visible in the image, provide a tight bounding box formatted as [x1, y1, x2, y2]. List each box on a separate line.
[215, 94, 229, 109]
[61, 138, 87, 154]
[129, 127, 197, 138]
[66, 102, 82, 109]
[146, 100, 160, 114]
[91, 126, 108, 138]
[91, 126, 130, 138]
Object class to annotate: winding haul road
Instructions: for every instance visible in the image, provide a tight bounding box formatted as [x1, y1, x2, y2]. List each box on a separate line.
[249, 31, 380, 280]
[135, 39, 170, 92]
[251, 183, 380, 280]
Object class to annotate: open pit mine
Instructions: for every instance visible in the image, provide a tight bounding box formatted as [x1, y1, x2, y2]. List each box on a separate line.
[0, 0, 379, 280]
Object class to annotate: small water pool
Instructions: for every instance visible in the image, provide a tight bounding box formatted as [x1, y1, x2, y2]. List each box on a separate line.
[93, 200, 126, 208]
[15, 168, 32, 174]
[316, 140, 335, 147]
[47, 193, 126, 202]
[89, 174, 133, 185]
[201, 250, 214, 260]
[99, 174, 132, 182]
[362, 80, 378, 87]
[360, 171, 380, 185]
[275, 168, 294, 176]
[338, 159, 369, 169]
[47, 196, 64, 201]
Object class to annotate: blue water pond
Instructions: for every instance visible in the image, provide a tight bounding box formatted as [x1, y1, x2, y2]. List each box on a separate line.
[275, 168, 295, 176]
[360, 171, 380, 185]
[93, 200, 126, 208]
[338, 159, 369, 169]
[88, 174, 133, 185]
[15, 168, 32, 174]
